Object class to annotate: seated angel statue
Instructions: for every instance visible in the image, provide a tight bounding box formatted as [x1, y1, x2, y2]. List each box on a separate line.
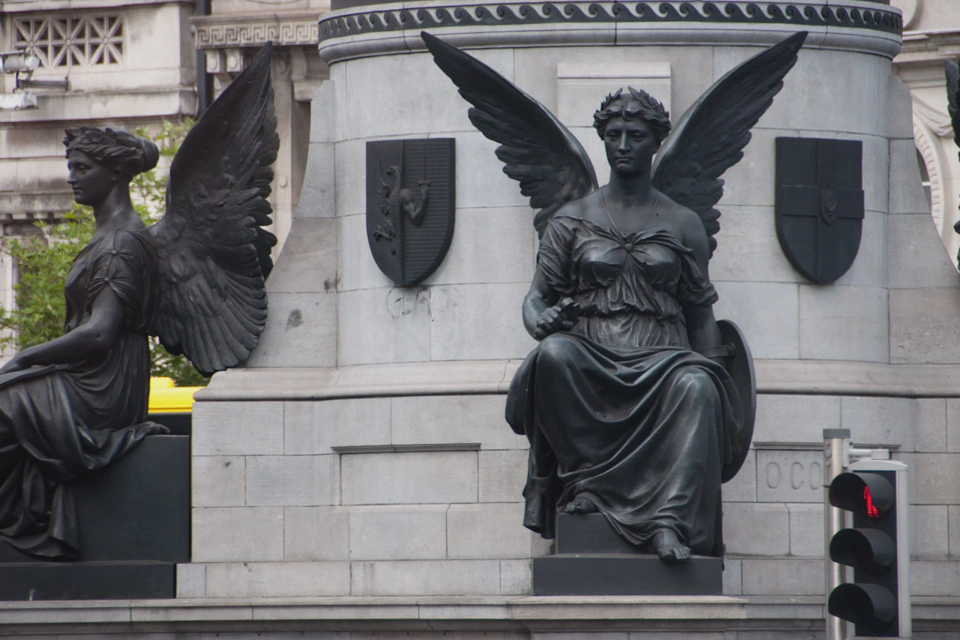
[425, 31, 806, 563]
[0, 44, 278, 559]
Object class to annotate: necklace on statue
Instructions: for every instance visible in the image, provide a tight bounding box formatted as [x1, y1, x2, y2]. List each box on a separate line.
[599, 187, 661, 239]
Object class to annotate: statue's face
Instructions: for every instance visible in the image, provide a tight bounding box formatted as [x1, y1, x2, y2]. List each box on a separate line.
[67, 150, 116, 206]
[603, 116, 658, 178]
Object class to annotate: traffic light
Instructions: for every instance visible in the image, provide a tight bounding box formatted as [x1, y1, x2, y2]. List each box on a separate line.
[827, 460, 910, 638]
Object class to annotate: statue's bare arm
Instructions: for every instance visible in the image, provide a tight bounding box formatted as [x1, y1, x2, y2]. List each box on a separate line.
[522, 270, 565, 339]
[0, 288, 124, 374]
[680, 208, 724, 355]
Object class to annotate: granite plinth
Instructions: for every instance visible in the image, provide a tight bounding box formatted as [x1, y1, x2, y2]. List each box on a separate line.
[533, 554, 723, 596]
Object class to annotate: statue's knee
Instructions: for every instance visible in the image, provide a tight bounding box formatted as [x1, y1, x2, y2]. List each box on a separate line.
[537, 333, 575, 368]
[669, 367, 716, 401]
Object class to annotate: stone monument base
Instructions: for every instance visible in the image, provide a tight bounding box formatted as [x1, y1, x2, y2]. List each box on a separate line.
[0, 435, 189, 600]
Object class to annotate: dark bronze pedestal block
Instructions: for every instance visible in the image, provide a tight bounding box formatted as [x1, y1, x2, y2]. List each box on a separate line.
[0, 435, 189, 600]
[534, 513, 723, 596]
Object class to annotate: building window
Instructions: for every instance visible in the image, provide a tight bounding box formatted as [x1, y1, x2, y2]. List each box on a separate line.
[13, 14, 123, 68]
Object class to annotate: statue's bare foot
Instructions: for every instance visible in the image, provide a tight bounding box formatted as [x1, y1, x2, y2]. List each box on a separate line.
[652, 529, 691, 564]
[563, 497, 599, 514]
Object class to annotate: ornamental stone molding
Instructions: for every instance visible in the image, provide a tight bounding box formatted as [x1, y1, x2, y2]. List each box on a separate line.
[192, 11, 319, 49]
[318, 0, 904, 63]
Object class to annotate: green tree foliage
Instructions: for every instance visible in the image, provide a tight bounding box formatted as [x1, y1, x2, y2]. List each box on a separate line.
[0, 120, 209, 387]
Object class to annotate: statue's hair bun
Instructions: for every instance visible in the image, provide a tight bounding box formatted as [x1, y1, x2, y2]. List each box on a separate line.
[136, 136, 160, 174]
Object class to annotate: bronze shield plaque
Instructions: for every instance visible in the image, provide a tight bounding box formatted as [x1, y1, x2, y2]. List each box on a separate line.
[775, 138, 864, 285]
[366, 138, 456, 287]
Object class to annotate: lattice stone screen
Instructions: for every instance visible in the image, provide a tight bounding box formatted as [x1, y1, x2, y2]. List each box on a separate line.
[13, 14, 123, 68]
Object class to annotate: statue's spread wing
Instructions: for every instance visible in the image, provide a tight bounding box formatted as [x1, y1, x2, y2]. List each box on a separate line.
[422, 31, 598, 236]
[139, 42, 278, 377]
[652, 32, 807, 255]
[947, 60, 960, 158]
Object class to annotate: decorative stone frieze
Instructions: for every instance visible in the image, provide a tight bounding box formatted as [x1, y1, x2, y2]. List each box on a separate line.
[319, 1, 904, 41]
[192, 12, 319, 49]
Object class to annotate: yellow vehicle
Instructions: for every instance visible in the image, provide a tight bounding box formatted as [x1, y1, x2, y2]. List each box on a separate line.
[147, 377, 201, 434]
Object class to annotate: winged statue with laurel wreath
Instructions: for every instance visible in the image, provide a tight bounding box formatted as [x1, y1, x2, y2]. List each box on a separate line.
[424, 31, 806, 563]
[0, 43, 277, 559]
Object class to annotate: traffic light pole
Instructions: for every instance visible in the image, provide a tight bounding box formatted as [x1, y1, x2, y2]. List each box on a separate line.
[824, 428, 850, 640]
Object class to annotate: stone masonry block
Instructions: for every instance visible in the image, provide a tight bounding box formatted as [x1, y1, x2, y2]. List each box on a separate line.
[754, 395, 840, 444]
[341, 50, 513, 139]
[265, 218, 338, 293]
[341, 451, 478, 505]
[890, 289, 960, 364]
[425, 206, 535, 287]
[741, 558, 824, 596]
[246, 454, 337, 507]
[338, 287, 431, 365]
[500, 559, 532, 595]
[890, 138, 934, 215]
[192, 456, 245, 507]
[945, 399, 960, 453]
[709, 205, 801, 285]
[351, 559, 502, 596]
[912, 505, 948, 559]
[244, 292, 337, 368]
[447, 503, 532, 559]
[888, 214, 960, 289]
[723, 449, 756, 502]
[339, 213, 394, 292]
[391, 395, 527, 451]
[288, 141, 337, 219]
[480, 449, 528, 503]
[722, 558, 742, 596]
[712, 281, 798, 359]
[284, 506, 349, 561]
[192, 401, 283, 456]
[798, 285, 888, 363]
[914, 454, 960, 504]
[454, 131, 529, 210]
[335, 139, 366, 217]
[205, 561, 350, 598]
[430, 283, 538, 361]
[787, 503, 824, 558]
[912, 560, 960, 597]
[723, 503, 789, 556]
[349, 506, 447, 560]
[841, 397, 946, 452]
[284, 398, 391, 455]
[949, 506, 960, 558]
[175, 563, 206, 598]
[192, 507, 283, 562]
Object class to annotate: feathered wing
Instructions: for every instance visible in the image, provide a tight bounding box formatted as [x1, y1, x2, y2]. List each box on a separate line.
[947, 60, 960, 159]
[652, 32, 808, 255]
[422, 32, 598, 236]
[138, 42, 279, 377]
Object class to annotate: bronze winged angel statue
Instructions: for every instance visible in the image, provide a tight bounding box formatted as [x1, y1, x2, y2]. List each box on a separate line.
[424, 31, 806, 563]
[0, 43, 278, 558]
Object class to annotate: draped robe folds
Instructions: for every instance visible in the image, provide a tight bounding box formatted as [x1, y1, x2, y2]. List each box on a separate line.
[0, 231, 165, 558]
[505, 216, 743, 556]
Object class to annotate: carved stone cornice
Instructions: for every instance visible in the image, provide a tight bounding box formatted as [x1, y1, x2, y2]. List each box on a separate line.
[191, 11, 320, 49]
[897, 29, 960, 65]
[318, 1, 903, 63]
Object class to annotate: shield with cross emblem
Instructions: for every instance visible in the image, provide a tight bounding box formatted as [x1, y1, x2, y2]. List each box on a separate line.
[775, 138, 864, 285]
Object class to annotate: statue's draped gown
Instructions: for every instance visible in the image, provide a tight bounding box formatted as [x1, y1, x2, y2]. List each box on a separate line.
[506, 215, 743, 555]
[0, 230, 164, 558]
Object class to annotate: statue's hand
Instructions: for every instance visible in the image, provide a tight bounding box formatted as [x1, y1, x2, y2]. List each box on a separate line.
[534, 297, 578, 340]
